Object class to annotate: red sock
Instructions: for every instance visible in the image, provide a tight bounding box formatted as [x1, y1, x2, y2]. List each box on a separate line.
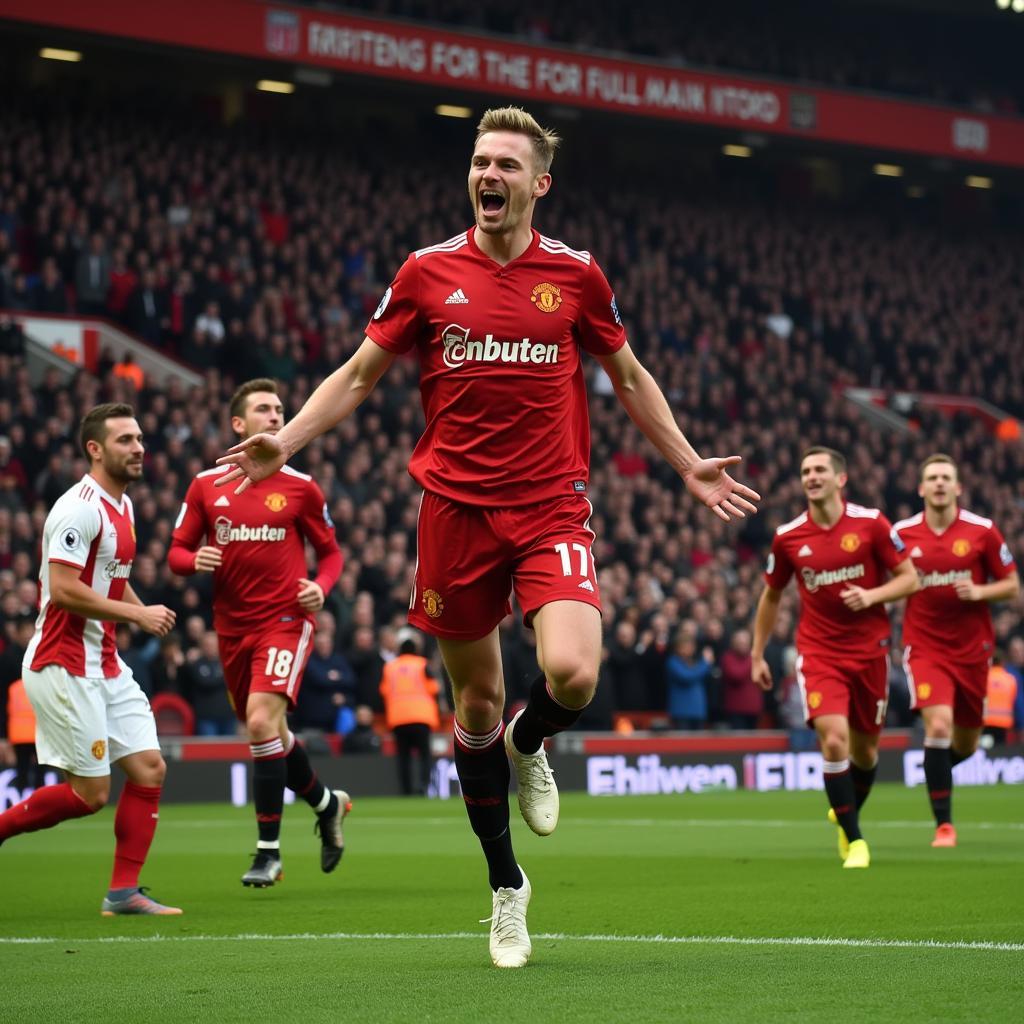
[0, 782, 94, 841]
[110, 783, 162, 890]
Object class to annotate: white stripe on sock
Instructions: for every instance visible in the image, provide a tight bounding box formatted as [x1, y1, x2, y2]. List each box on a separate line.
[453, 720, 502, 750]
[924, 737, 952, 749]
[822, 759, 850, 774]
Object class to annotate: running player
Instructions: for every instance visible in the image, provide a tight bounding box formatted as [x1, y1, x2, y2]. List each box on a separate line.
[893, 453, 1019, 847]
[0, 403, 181, 915]
[168, 379, 348, 887]
[216, 108, 759, 965]
[751, 446, 919, 868]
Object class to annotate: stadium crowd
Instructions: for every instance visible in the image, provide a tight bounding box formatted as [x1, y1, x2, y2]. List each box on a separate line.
[2, 96, 1024, 737]
[339, 0, 1023, 113]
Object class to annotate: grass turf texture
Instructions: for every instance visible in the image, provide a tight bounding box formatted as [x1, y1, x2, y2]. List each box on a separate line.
[2, 785, 1021, 1024]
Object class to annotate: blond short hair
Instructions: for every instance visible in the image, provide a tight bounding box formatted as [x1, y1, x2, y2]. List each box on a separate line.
[475, 107, 560, 173]
[920, 453, 958, 481]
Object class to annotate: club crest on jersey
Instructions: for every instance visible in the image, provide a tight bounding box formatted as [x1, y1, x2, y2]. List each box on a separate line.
[840, 533, 861, 553]
[807, 692, 823, 709]
[265, 492, 288, 512]
[530, 282, 562, 313]
[91, 740, 106, 760]
[952, 539, 972, 557]
[422, 589, 444, 618]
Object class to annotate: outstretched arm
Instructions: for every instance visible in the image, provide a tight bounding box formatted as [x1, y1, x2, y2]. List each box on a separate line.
[596, 342, 761, 521]
[217, 337, 395, 492]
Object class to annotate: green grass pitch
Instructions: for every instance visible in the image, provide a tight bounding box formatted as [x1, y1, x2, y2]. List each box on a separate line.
[2, 784, 1022, 1023]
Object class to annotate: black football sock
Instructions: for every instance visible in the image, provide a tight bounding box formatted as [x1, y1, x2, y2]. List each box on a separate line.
[924, 738, 953, 826]
[511, 673, 589, 755]
[453, 719, 522, 891]
[823, 760, 862, 842]
[284, 733, 337, 817]
[251, 738, 287, 849]
[850, 758, 878, 811]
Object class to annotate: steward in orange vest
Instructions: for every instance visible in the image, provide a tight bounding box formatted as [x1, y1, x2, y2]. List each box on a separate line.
[380, 652, 441, 731]
[379, 640, 440, 795]
[6, 679, 36, 745]
[984, 663, 1017, 731]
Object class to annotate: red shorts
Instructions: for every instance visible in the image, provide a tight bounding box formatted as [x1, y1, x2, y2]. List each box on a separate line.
[795, 652, 890, 735]
[409, 491, 602, 640]
[217, 619, 315, 722]
[903, 646, 989, 729]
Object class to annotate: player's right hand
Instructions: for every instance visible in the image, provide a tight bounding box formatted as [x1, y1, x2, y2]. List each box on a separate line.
[136, 604, 176, 637]
[215, 432, 289, 494]
[193, 545, 223, 572]
[751, 656, 773, 691]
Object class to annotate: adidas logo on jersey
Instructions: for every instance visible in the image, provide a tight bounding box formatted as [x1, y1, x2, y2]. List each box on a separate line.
[214, 496, 230, 507]
[578, 579, 595, 592]
[444, 288, 470, 304]
[797, 544, 813, 557]
[910, 546, 923, 558]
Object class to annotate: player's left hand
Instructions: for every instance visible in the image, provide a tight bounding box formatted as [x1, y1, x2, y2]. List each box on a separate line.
[297, 578, 325, 612]
[682, 456, 761, 522]
[840, 585, 874, 611]
[954, 579, 981, 601]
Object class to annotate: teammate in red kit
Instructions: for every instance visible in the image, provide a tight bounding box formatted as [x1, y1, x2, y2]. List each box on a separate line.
[216, 108, 760, 966]
[0, 403, 181, 916]
[168, 379, 349, 887]
[893, 453, 1019, 847]
[751, 447, 919, 868]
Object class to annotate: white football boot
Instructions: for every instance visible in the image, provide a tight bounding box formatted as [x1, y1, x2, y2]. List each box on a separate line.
[505, 710, 559, 836]
[484, 868, 532, 968]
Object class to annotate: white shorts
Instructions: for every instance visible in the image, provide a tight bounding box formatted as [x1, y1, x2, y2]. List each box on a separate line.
[21, 663, 160, 777]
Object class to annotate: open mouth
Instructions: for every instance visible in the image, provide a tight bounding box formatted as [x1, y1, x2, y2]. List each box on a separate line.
[480, 189, 506, 214]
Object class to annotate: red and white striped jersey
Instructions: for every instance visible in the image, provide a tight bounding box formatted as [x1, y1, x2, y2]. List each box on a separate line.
[25, 475, 136, 678]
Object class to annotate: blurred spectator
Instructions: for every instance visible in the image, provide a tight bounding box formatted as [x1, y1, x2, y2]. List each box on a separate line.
[719, 629, 761, 729]
[343, 705, 383, 755]
[126, 269, 168, 345]
[75, 234, 112, 315]
[152, 632, 187, 696]
[665, 631, 714, 729]
[186, 632, 235, 736]
[30, 259, 67, 314]
[297, 630, 357, 732]
[115, 624, 154, 697]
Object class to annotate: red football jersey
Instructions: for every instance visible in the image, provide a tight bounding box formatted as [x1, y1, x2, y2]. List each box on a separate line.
[894, 507, 1016, 660]
[365, 227, 626, 507]
[170, 466, 340, 636]
[765, 502, 908, 658]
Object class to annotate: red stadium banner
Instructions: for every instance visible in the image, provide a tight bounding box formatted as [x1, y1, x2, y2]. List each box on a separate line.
[4, 0, 1024, 167]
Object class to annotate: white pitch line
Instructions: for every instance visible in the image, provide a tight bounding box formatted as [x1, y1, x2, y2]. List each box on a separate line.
[1, 931, 1022, 952]
[53, 816, 1024, 831]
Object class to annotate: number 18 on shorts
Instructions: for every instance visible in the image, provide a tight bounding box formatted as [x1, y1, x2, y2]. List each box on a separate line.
[218, 620, 315, 720]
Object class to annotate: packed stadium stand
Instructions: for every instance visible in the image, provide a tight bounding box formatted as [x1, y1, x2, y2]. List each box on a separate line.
[2, 45, 1023, 737]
